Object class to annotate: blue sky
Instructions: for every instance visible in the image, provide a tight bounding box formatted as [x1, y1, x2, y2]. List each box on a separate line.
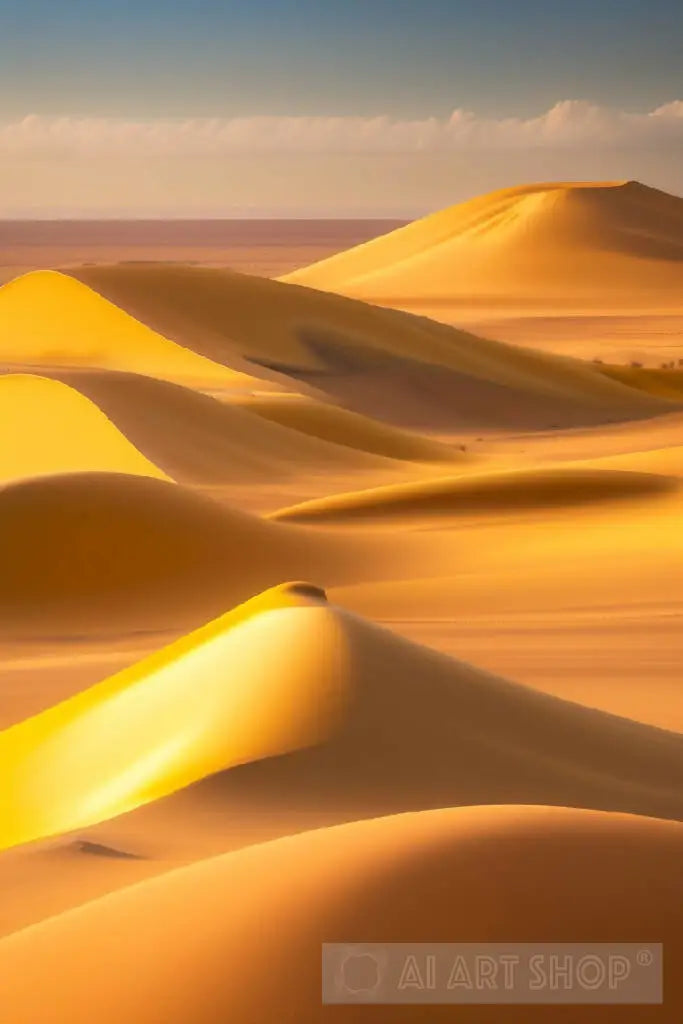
[1, 1, 681, 215]
[1, 0, 682, 118]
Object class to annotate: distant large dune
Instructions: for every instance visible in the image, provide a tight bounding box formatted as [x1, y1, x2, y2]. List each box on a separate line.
[283, 181, 683, 310]
[0, 806, 680, 1023]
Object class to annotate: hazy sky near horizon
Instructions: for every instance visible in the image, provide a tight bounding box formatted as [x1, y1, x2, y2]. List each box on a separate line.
[1, 0, 681, 216]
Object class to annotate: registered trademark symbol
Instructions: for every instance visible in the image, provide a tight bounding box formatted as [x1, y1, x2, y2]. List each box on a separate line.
[637, 949, 654, 967]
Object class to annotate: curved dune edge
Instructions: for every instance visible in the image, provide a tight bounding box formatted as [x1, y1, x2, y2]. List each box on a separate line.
[0, 270, 251, 387]
[273, 466, 679, 524]
[1, 583, 681, 856]
[282, 179, 683, 307]
[231, 392, 459, 463]
[0, 373, 167, 484]
[68, 264, 671, 432]
[40, 368, 396, 484]
[0, 584, 347, 851]
[0, 472, 338, 637]
[4, 587, 680, 857]
[0, 806, 680, 1023]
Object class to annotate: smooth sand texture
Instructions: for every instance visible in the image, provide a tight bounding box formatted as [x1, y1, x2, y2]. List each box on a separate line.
[0, 471, 445, 639]
[0, 585, 347, 851]
[1, 208, 683, 1022]
[38, 367, 405, 486]
[9, 587, 679, 852]
[274, 465, 679, 523]
[0, 473, 326, 636]
[284, 180, 683, 309]
[283, 181, 683, 368]
[0, 373, 167, 483]
[0, 806, 680, 1024]
[233, 391, 457, 462]
[0, 270, 250, 387]
[68, 263, 670, 430]
[0, 582, 680, 938]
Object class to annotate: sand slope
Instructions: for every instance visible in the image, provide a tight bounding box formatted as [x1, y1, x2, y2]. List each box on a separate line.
[68, 263, 669, 430]
[0, 584, 347, 851]
[70, 585, 683, 869]
[1, 584, 680, 861]
[43, 368, 396, 485]
[274, 465, 678, 524]
[283, 180, 683, 309]
[0, 806, 680, 1023]
[0, 373, 166, 483]
[0, 270, 248, 387]
[233, 392, 457, 462]
[0, 584, 681, 934]
[0, 473, 333, 636]
[0, 472, 431, 639]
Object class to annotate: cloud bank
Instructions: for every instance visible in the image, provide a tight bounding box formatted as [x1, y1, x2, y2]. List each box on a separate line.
[2, 100, 682, 156]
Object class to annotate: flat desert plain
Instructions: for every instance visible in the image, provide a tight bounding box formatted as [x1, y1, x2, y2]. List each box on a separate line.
[0, 181, 682, 1023]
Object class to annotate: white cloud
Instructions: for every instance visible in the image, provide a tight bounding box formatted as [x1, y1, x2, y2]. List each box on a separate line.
[1, 100, 682, 156]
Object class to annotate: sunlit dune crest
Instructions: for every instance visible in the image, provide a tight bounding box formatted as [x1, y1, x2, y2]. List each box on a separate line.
[283, 180, 683, 308]
[0, 584, 347, 851]
[0, 806, 680, 1023]
[0, 270, 247, 387]
[1, 583, 680, 858]
[0, 374, 167, 483]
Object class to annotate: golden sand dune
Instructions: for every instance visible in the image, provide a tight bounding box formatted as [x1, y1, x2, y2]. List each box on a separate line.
[46, 584, 681, 871]
[0, 374, 166, 483]
[0, 585, 681, 936]
[283, 180, 683, 309]
[0, 584, 680, 859]
[233, 392, 456, 462]
[0, 806, 680, 1023]
[274, 465, 678, 524]
[0, 270, 249, 387]
[42, 368, 395, 485]
[0, 584, 347, 851]
[68, 263, 669, 430]
[0, 473, 339, 637]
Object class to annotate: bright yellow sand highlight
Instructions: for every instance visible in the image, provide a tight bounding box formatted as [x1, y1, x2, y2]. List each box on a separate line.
[0, 271, 246, 387]
[0, 374, 166, 483]
[0, 584, 346, 851]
